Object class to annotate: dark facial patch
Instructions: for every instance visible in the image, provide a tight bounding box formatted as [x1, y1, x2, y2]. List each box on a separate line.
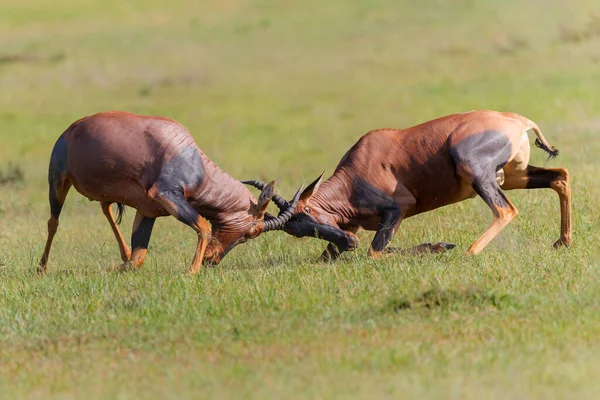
[349, 177, 396, 213]
[131, 216, 156, 251]
[155, 146, 205, 196]
[220, 236, 247, 258]
[285, 213, 356, 251]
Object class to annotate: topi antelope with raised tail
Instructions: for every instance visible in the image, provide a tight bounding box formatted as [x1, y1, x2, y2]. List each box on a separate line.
[245, 110, 571, 261]
[39, 111, 302, 274]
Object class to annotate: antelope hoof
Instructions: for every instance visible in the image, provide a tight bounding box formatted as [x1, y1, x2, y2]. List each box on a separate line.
[108, 262, 133, 273]
[36, 265, 47, 275]
[553, 238, 571, 249]
[320, 246, 341, 262]
[187, 266, 204, 276]
[367, 248, 383, 259]
[465, 246, 479, 256]
[346, 233, 359, 251]
[119, 262, 132, 272]
[320, 251, 333, 262]
[203, 260, 218, 268]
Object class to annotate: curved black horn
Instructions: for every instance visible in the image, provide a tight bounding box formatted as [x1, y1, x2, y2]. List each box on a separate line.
[242, 179, 289, 211]
[263, 184, 303, 232]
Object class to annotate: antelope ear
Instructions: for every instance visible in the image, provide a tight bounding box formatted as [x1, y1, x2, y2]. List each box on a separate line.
[254, 179, 278, 219]
[300, 172, 324, 202]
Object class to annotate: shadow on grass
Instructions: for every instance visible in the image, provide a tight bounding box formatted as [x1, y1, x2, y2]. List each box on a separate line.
[385, 287, 517, 313]
[0, 52, 65, 65]
[558, 15, 600, 44]
[0, 163, 24, 186]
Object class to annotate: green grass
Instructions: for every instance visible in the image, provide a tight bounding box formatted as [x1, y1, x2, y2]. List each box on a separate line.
[1, 0, 600, 398]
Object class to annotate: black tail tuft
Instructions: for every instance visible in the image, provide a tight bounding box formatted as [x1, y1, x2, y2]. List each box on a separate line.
[115, 203, 126, 225]
[534, 138, 559, 160]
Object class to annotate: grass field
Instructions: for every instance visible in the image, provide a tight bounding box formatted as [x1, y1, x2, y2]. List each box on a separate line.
[1, 0, 600, 398]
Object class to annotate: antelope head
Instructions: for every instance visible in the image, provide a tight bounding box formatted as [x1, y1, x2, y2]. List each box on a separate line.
[242, 174, 358, 253]
[203, 180, 303, 264]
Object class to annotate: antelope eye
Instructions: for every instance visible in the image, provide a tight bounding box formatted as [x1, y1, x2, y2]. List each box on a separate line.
[304, 207, 311, 214]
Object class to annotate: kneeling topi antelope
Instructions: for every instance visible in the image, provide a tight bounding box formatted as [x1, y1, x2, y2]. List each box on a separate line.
[245, 110, 571, 260]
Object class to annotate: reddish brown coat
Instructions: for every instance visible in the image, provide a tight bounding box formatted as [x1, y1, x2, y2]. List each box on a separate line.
[39, 111, 300, 273]
[247, 110, 571, 260]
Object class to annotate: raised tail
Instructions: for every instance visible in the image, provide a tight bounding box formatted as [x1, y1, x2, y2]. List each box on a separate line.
[527, 119, 559, 159]
[115, 203, 126, 225]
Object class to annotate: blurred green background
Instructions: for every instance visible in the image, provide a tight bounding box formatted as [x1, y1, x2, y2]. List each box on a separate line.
[1, 1, 599, 399]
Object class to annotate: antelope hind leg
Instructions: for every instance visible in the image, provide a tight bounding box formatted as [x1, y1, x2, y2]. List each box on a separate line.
[101, 202, 131, 263]
[501, 165, 571, 248]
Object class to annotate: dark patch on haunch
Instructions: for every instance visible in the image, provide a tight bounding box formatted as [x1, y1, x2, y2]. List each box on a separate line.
[48, 136, 68, 217]
[131, 216, 156, 251]
[350, 177, 396, 213]
[449, 130, 513, 177]
[525, 167, 562, 189]
[155, 146, 206, 197]
[449, 130, 513, 208]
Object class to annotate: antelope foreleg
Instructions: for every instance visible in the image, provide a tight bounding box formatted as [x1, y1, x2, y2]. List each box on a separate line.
[118, 211, 156, 272]
[149, 189, 211, 274]
[320, 227, 359, 262]
[368, 206, 403, 259]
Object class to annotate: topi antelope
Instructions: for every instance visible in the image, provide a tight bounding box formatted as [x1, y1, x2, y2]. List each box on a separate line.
[245, 110, 572, 260]
[39, 111, 302, 273]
